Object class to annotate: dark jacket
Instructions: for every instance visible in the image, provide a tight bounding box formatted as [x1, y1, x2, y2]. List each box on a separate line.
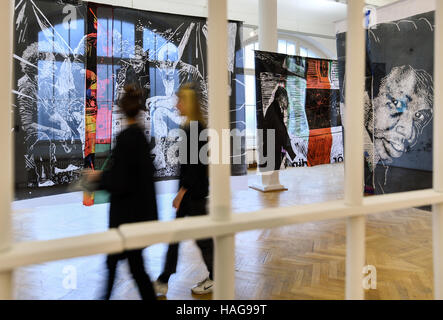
[179, 121, 209, 200]
[100, 124, 158, 228]
[263, 100, 296, 169]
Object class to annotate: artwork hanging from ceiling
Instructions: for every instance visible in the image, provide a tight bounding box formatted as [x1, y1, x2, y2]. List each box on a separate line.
[14, 0, 88, 192]
[254, 50, 343, 171]
[13, 0, 246, 200]
[337, 11, 434, 195]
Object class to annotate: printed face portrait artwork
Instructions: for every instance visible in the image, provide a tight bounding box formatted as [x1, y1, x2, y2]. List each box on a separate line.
[13, 0, 245, 198]
[365, 66, 433, 168]
[337, 11, 435, 195]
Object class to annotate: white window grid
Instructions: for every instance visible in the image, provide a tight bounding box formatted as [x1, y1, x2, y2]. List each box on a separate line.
[1, 0, 443, 300]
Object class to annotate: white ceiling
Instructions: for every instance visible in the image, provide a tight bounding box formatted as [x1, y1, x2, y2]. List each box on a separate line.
[364, 0, 400, 6]
[231, 0, 348, 30]
[87, 0, 400, 37]
[325, 0, 398, 5]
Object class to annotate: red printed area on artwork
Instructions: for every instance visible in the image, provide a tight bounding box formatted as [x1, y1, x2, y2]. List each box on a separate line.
[307, 128, 333, 166]
[306, 59, 331, 90]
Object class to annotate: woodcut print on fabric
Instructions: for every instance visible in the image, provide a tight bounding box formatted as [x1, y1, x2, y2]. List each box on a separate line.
[14, 0, 87, 192]
[13, 0, 246, 200]
[254, 50, 343, 171]
[337, 11, 434, 195]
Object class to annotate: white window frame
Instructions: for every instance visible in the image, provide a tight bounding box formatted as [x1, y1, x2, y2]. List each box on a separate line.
[1, 0, 443, 301]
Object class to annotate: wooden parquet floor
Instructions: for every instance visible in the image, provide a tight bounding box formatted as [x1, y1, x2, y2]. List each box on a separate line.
[233, 208, 433, 300]
[11, 164, 435, 300]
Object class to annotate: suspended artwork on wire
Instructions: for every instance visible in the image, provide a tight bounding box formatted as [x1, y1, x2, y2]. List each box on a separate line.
[337, 11, 434, 195]
[254, 50, 343, 171]
[14, 0, 87, 189]
[13, 0, 245, 199]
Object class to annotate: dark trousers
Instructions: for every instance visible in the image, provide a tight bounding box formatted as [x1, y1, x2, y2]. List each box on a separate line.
[157, 196, 214, 283]
[103, 249, 156, 300]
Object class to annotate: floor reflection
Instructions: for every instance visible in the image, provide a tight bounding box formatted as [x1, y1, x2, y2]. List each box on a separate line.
[13, 164, 348, 300]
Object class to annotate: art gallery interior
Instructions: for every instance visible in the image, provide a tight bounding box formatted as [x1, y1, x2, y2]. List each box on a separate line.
[1, 0, 443, 301]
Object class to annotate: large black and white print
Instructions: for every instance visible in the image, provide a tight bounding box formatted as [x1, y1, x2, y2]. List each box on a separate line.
[140, 15, 243, 178]
[99, 7, 245, 178]
[14, 0, 87, 189]
[337, 11, 434, 194]
[13, 0, 245, 198]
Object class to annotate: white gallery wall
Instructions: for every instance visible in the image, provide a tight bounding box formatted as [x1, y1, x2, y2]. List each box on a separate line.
[83, 0, 343, 59]
[336, 0, 435, 33]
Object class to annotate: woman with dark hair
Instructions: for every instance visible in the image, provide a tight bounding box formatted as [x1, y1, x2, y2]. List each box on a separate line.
[85, 84, 158, 300]
[153, 82, 214, 297]
[263, 85, 296, 170]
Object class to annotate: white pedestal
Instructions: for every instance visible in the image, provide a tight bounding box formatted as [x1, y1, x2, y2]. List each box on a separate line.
[249, 170, 287, 192]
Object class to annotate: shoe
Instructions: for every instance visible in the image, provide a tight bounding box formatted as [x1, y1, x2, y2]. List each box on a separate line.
[153, 280, 168, 297]
[191, 277, 214, 295]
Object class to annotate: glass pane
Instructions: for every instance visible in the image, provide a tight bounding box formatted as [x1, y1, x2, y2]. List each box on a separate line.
[37, 60, 55, 141]
[72, 62, 86, 101]
[38, 60, 55, 101]
[245, 75, 257, 144]
[245, 43, 255, 69]
[300, 46, 308, 57]
[54, 60, 72, 101]
[53, 23, 69, 55]
[112, 20, 122, 58]
[278, 39, 286, 54]
[122, 21, 135, 58]
[158, 42, 179, 62]
[143, 28, 156, 60]
[38, 29, 53, 52]
[309, 51, 319, 58]
[97, 64, 111, 102]
[245, 104, 257, 138]
[96, 101, 112, 144]
[245, 74, 256, 106]
[97, 18, 111, 57]
[155, 34, 167, 61]
[70, 19, 85, 55]
[287, 43, 296, 56]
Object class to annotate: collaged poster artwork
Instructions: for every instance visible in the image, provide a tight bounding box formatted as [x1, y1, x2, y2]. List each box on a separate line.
[13, 0, 245, 194]
[255, 50, 343, 169]
[337, 11, 434, 195]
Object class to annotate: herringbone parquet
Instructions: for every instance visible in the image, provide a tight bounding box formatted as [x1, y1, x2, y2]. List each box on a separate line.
[12, 164, 435, 300]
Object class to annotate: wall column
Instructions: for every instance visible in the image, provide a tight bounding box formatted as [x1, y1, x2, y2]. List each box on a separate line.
[258, 0, 277, 52]
[207, 0, 235, 299]
[251, 0, 286, 192]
